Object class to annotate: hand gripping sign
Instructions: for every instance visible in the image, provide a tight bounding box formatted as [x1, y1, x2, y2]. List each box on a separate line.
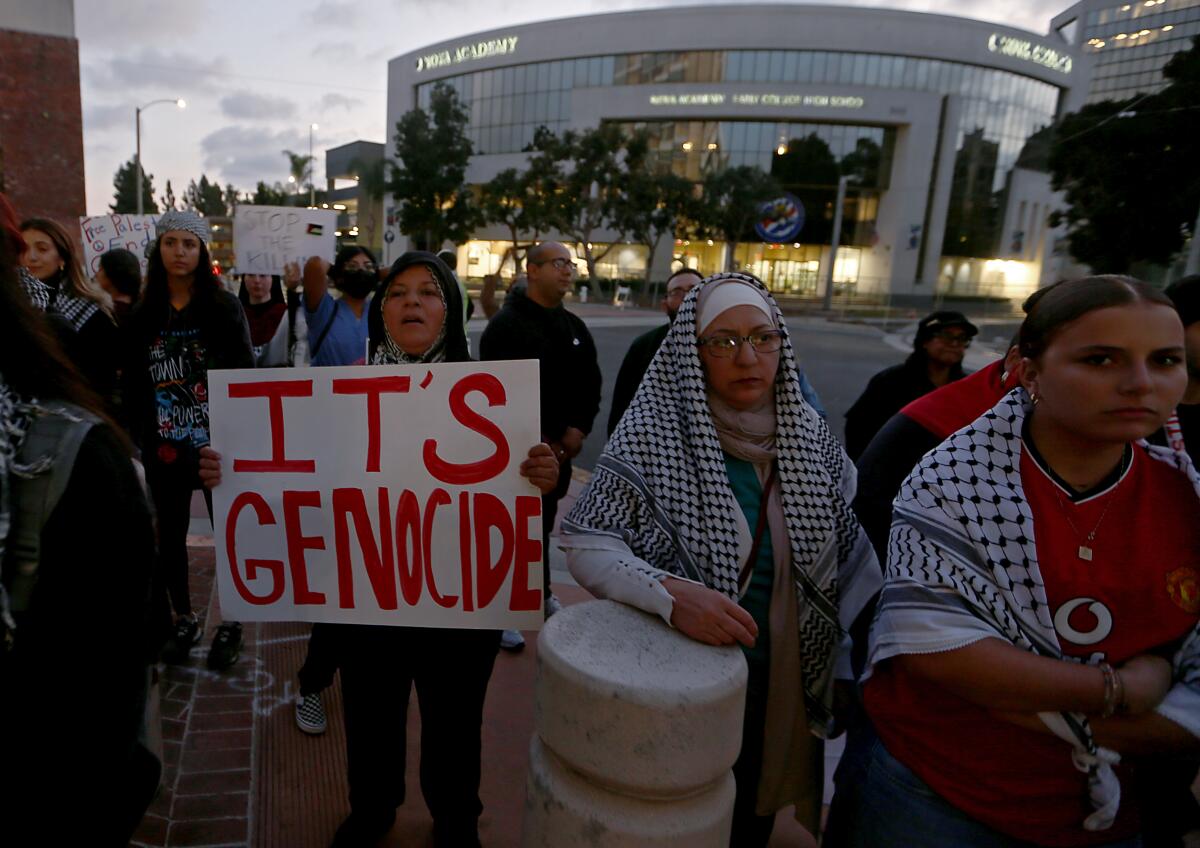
[209, 361, 543, 631]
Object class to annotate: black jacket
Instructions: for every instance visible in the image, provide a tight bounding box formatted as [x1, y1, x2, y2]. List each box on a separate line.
[3, 424, 158, 844]
[479, 290, 602, 443]
[843, 354, 965, 460]
[608, 323, 669, 436]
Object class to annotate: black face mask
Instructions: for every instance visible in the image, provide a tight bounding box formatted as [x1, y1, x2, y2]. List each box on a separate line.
[339, 269, 376, 299]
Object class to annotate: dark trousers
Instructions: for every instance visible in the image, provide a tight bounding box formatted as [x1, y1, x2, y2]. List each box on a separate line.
[730, 651, 775, 847]
[338, 624, 501, 837]
[147, 460, 211, 617]
[297, 622, 339, 696]
[541, 457, 572, 601]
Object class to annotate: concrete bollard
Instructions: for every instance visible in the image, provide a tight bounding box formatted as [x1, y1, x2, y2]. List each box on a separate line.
[522, 600, 748, 847]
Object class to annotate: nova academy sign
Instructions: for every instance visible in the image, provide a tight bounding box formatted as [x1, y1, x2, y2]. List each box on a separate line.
[415, 36, 519, 72]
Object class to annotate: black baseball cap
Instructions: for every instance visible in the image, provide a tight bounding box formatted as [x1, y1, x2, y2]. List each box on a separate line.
[917, 310, 979, 343]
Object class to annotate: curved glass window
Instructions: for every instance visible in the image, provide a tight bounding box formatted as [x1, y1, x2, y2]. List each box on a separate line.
[416, 47, 1063, 257]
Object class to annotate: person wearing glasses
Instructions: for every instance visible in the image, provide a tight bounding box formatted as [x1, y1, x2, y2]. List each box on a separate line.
[607, 268, 703, 436]
[480, 241, 602, 651]
[562, 273, 881, 847]
[843, 310, 978, 460]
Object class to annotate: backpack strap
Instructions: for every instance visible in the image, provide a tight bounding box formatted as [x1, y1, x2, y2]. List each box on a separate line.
[3, 402, 99, 615]
[309, 299, 341, 362]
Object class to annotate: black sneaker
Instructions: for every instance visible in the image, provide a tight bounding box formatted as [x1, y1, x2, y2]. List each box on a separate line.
[161, 616, 201, 664]
[206, 622, 243, 670]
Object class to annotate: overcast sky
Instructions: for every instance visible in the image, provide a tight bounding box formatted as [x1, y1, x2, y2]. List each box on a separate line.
[77, 0, 1054, 215]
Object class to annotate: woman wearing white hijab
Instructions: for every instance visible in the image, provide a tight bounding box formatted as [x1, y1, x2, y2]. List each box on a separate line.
[562, 272, 881, 845]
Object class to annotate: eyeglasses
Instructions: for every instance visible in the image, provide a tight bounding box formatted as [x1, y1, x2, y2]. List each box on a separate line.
[697, 330, 784, 357]
[665, 286, 694, 302]
[932, 331, 972, 347]
[531, 258, 576, 272]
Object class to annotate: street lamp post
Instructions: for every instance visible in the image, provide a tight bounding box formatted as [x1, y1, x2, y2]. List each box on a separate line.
[309, 123, 319, 208]
[822, 174, 856, 312]
[135, 98, 186, 216]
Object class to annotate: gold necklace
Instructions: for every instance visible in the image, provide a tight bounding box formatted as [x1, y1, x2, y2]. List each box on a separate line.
[1053, 490, 1118, 562]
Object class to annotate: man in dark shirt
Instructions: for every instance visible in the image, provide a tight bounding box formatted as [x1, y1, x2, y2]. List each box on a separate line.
[608, 268, 702, 435]
[480, 242, 602, 636]
[843, 310, 977, 460]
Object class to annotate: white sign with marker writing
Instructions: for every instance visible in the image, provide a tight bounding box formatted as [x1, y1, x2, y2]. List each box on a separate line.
[233, 205, 338, 275]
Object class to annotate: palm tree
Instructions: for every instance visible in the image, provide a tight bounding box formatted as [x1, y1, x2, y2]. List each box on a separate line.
[282, 150, 314, 203]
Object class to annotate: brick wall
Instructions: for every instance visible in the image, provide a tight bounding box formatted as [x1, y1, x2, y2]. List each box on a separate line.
[0, 27, 86, 234]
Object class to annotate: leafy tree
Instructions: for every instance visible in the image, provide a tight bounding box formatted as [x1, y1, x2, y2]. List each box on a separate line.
[225, 183, 240, 214]
[527, 123, 640, 290]
[839, 137, 885, 188]
[110, 156, 158, 214]
[349, 155, 389, 251]
[389, 82, 478, 251]
[615, 142, 698, 289]
[772, 133, 840, 188]
[182, 175, 227, 216]
[480, 166, 553, 272]
[252, 181, 290, 206]
[692, 166, 780, 271]
[1049, 36, 1200, 271]
[159, 179, 177, 211]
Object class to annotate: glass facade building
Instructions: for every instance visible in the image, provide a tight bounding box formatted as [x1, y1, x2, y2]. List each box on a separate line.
[1055, 0, 1200, 102]
[392, 5, 1090, 300]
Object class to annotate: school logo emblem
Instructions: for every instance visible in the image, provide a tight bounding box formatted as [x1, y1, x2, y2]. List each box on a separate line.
[1166, 567, 1199, 614]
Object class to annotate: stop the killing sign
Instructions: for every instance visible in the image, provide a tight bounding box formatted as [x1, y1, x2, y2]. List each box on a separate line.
[755, 193, 806, 243]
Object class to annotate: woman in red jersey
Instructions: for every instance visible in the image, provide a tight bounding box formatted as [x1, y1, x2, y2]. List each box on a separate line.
[847, 275, 1200, 847]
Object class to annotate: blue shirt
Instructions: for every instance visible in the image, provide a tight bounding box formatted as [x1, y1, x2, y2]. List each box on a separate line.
[306, 292, 370, 367]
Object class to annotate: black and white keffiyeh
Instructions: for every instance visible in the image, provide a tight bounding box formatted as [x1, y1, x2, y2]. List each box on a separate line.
[868, 387, 1200, 830]
[562, 271, 881, 737]
[18, 266, 102, 331]
[0, 376, 43, 634]
[367, 251, 468, 366]
[18, 267, 50, 312]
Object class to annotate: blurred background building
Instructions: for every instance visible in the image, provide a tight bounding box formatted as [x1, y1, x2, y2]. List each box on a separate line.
[385, 4, 1093, 304]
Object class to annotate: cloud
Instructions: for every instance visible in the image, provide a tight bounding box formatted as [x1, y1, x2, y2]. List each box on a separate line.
[84, 47, 232, 94]
[310, 0, 359, 26]
[75, 1, 208, 50]
[317, 92, 365, 112]
[83, 102, 131, 133]
[313, 40, 355, 54]
[200, 125, 312, 186]
[220, 91, 298, 121]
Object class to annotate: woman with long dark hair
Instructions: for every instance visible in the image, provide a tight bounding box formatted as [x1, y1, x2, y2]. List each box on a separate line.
[1, 196, 158, 843]
[124, 209, 253, 669]
[845, 276, 1200, 847]
[20, 216, 120, 401]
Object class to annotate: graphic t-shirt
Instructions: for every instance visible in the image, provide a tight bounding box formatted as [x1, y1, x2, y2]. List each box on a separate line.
[866, 440, 1200, 846]
[148, 311, 212, 454]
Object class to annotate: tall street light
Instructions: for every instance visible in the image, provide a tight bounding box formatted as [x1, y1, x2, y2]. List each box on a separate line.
[309, 122, 319, 207]
[823, 173, 858, 312]
[136, 98, 186, 216]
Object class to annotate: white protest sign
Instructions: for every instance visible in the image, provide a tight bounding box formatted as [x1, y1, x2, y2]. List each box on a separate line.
[209, 360, 544, 631]
[233, 205, 337, 275]
[79, 214, 158, 276]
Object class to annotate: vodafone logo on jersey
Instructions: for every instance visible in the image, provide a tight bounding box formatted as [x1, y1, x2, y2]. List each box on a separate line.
[1053, 598, 1114, 646]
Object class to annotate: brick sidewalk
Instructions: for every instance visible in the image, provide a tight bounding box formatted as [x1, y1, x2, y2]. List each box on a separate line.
[128, 541, 819, 848]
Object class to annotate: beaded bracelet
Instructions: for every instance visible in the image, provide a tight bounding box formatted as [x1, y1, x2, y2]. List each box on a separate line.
[1099, 662, 1119, 718]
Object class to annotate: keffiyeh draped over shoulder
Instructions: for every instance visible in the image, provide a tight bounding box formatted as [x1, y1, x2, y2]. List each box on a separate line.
[561, 272, 881, 737]
[19, 266, 101, 331]
[867, 388, 1200, 830]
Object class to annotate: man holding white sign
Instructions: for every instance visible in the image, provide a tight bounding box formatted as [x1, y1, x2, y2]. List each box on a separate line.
[202, 252, 557, 848]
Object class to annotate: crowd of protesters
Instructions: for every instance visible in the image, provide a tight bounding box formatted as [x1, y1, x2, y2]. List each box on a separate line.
[0, 188, 1197, 848]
